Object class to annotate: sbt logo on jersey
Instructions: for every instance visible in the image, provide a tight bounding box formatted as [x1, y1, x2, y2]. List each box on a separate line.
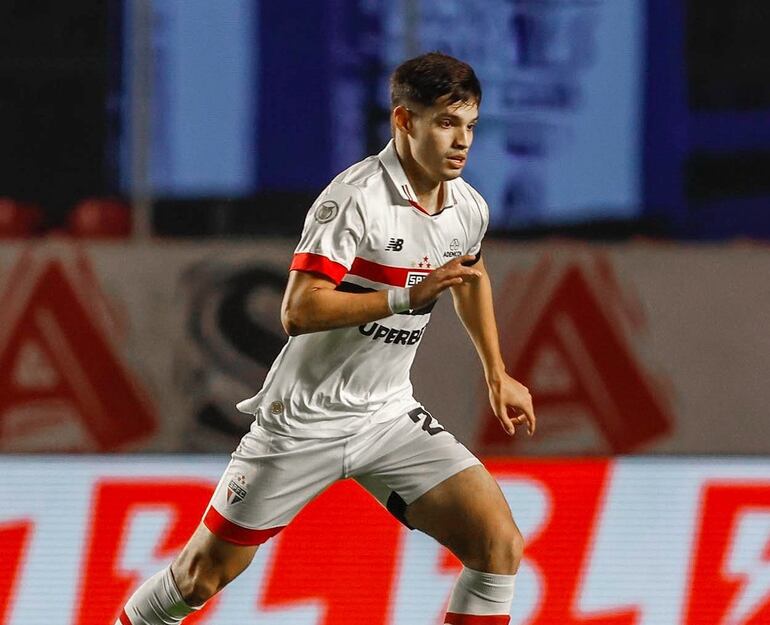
[406, 271, 428, 286]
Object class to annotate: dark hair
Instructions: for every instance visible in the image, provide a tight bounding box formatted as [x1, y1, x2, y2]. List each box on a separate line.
[390, 52, 482, 109]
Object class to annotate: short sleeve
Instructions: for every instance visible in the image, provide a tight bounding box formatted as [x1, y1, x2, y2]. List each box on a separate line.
[290, 182, 365, 284]
[467, 195, 489, 258]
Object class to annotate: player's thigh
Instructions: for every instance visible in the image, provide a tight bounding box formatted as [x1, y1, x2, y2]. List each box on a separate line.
[405, 463, 519, 555]
[352, 408, 480, 513]
[206, 423, 344, 539]
[353, 408, 484, 529]
[188, 422, 344, 582]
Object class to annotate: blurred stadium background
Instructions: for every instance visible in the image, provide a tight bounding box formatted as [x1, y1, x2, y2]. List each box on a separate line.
[1, 1, 769, 624]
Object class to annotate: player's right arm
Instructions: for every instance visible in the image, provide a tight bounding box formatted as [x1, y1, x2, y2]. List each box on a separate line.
[281, 271, 389, 335]
[281, 181, 479, 336]
[282, 256, 480, 336]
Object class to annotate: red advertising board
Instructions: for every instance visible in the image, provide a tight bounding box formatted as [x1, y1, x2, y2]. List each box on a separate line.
[2, 457, 769, 624]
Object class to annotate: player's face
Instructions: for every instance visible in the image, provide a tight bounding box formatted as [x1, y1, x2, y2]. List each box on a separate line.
[407, 96, 479, 182]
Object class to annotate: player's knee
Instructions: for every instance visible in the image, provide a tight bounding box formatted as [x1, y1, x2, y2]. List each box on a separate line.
[491, 525, 524, 574]
[179, 576, 217, 607]
[173, 553, 230, 607]
[469, 523, 524, 574]
[509, 526, 525, 572]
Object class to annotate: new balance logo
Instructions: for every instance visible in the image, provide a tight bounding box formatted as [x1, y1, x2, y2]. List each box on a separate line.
[385, 238, 404, 252]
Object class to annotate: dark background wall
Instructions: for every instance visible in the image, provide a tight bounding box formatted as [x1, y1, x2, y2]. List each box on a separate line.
[0, 1, 120, 227]
[1, 0, 769, 239]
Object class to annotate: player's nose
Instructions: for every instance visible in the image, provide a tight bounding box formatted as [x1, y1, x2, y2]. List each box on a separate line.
[453, 129, 471, 150]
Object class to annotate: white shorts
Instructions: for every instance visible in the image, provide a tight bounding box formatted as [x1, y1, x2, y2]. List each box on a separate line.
[203, 405, 481, 545]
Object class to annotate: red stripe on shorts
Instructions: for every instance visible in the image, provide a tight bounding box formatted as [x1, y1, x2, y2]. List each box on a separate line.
[203, 506, 285, 546]
[119, 609, 133, 625]
[349, 256, 431, 287]
[290, 253, 348, 284]
[444, 613, 511, 625]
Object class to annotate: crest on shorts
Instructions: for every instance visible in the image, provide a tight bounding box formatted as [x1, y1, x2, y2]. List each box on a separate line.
[314, 200, 339, 224]
[227, 473, 248, 505]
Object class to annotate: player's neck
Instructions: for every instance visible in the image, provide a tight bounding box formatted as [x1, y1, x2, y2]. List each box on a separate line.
[412, 181, 443, 216]
[395, 143, 443, 215]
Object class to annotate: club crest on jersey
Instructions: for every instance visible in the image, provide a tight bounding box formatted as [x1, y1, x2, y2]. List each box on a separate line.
[227, 474, 248, 505]
[314, 200, 339, 224]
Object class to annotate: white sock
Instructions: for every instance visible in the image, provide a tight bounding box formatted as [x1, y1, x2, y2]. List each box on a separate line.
[445, 566, 516, 623]
[117, 566, 199, 625]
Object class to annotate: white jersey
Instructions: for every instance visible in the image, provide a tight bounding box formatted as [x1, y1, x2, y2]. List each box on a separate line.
[236, 140, 489, 437]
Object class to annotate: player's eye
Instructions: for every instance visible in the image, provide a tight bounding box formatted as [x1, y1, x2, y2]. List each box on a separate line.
[439, 118, 452, 128]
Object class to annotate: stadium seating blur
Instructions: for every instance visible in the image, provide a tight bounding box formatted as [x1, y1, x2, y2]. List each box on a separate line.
[0, 197, 42, 237]
[67, 197, 132, 239]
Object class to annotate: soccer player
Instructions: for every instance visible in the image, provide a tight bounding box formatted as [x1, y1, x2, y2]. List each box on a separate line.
[118, 52, 536, 625]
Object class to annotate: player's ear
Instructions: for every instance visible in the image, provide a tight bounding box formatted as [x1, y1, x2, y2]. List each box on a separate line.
[393, 105, 411, 134]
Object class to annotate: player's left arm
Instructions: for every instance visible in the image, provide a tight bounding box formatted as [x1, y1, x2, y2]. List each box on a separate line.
[450, 257, 536, 436]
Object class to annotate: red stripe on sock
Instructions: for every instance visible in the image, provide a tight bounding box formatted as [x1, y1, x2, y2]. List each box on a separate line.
[444, 613, 510, 625]
[203, 506, 285, 546]
[119, 609, 133, 625]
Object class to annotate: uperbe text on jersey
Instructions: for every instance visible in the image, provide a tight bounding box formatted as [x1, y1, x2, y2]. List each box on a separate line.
[358, 322, 427, 345]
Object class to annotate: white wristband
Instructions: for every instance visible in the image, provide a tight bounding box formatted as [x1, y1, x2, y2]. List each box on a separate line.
[387, 288, 411, 314]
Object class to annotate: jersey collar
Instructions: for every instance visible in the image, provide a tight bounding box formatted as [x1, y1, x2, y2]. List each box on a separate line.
[378, 140, 456, 212]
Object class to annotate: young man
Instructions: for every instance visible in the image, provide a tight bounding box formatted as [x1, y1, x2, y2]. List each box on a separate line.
[118, 52, 536, 625]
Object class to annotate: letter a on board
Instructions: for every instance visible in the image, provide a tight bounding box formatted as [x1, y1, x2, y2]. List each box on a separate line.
[478, 254, 672, 455]
[0, 243, 157, 451]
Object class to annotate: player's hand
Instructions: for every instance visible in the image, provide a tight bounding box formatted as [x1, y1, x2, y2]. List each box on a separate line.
[409, 255, 481, 310]
[488, 373, 536, 436]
